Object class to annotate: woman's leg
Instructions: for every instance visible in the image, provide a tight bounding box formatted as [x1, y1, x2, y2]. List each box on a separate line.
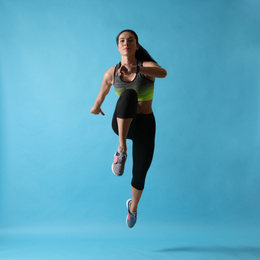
[112, 89, 138, 152]
[130, 185, 143, 213]
[126, 114, 155, 228]
[112, 89, 138, 176]
[117, 118, 132, 153]
[131, 113, 156, 211]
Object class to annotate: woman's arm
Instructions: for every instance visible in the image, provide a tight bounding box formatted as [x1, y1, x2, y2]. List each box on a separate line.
[140, 61, 167, 80]
[116, 61, 167, 81]
[90, 66, 115, 116]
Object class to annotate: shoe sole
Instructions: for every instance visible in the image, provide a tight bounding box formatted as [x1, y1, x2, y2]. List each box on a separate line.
[126, 199, 132, 210]
[126, 199, 137, 228]
[111, 163, 124, 176]
[126, 199, 131, 227]
[111, 153, 125, 176]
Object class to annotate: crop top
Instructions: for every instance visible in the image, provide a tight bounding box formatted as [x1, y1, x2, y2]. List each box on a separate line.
[113, 60, 155, 101]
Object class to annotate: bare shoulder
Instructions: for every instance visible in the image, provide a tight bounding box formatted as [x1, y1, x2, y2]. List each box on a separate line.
[104, 65, 116, 85]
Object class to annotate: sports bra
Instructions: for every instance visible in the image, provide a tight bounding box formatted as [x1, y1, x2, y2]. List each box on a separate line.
[113, 60, 155, 101]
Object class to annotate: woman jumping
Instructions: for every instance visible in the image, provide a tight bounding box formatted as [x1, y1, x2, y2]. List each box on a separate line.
[90, 29, 167, 228]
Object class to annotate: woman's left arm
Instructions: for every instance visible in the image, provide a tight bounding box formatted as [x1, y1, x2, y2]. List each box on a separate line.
[117, 61, 167, 80]
[140, 61, 167, 80]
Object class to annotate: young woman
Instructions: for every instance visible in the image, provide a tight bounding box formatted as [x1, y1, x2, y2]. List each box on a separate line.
[90, 29, 167, 228]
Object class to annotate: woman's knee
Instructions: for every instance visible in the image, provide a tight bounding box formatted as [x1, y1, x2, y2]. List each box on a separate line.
[116, 89, 137, 118]
[131, 179, 145, 190]
[120, 89, 137, 101]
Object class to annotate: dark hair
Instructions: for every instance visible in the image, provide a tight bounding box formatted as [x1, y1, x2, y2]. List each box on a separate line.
[116, 29, 157, 63]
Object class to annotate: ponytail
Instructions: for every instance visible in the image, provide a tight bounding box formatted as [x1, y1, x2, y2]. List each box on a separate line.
[135, 45, 157, 63]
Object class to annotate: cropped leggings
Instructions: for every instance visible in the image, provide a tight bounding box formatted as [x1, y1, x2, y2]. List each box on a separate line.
[112, 89, 156, 190]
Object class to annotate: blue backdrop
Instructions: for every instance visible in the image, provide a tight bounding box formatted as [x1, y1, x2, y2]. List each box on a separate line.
[0, 0, 260, 233]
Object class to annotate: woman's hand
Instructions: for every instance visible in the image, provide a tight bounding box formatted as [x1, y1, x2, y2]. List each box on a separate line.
[90, 105, 105, 116]
[116, 64, 137, 76]
[116, 62, 167, 79]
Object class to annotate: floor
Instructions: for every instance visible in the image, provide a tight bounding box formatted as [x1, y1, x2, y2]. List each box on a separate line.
[1, 222, 259, 260]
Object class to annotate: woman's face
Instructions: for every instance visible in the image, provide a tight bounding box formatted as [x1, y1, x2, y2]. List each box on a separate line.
[117, 31, 139, 57]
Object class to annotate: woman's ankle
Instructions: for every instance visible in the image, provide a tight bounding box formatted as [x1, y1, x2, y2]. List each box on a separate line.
[130, 203, 137, 213]
[118, 145, 127, 153]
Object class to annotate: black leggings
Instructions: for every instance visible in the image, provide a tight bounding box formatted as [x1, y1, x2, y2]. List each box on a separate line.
[112, 89, 156, 190]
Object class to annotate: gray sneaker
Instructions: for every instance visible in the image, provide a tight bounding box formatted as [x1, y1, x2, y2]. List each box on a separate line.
[112, 150, 127, 176]
[126, 199, 137, 228]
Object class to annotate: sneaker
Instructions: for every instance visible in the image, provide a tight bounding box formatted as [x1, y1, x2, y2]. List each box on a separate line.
[112, 150, 127, 176]
[126, 199, 137, 228]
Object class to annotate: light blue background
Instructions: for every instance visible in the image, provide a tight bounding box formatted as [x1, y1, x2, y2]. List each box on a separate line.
[0, 0, 260, 259]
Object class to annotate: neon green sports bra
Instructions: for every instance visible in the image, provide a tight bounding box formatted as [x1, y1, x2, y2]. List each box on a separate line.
[113, 60, 155, 101]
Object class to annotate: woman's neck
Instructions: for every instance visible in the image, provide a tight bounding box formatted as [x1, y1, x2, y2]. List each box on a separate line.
[121, 55, 137, 65]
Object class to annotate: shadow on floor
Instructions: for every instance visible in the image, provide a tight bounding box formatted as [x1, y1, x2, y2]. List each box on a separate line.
[156, 246, 260, 258]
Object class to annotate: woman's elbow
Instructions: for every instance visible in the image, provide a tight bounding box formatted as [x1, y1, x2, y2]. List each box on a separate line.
[161, 69, 167, 78]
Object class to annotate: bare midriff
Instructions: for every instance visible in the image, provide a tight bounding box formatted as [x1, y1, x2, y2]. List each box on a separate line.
[137, 100, 153, 114]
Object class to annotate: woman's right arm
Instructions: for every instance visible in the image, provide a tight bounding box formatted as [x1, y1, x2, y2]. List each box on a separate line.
[90, 66, 115, 116]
